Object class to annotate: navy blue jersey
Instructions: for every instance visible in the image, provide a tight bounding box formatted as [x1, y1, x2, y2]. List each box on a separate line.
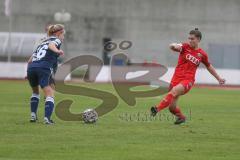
[28, 36, 62, 70]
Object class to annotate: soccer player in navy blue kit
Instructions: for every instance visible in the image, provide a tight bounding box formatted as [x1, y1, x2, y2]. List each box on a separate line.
[27, 24, 65, 124]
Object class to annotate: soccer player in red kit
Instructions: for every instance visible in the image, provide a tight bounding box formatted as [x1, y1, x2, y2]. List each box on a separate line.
[150, 28, 226, 124]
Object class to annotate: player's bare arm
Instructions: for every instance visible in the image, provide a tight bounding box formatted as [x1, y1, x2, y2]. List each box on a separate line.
[169, 43, 183, 52]
[48, 43, 64, 56]
[206, 65, 226, 85]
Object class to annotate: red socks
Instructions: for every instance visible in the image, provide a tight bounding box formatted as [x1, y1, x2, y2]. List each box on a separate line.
[156, 94, 186, 119]
[156, 93, 174, 112]
[169, 107, 185, 119]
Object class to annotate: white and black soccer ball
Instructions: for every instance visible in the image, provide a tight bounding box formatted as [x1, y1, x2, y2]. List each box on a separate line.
[82, 108, 98, 124]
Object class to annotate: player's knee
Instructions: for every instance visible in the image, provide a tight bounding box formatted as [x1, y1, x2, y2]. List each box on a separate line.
[43, 86, 54, 97]
[169, 89, 179, 97]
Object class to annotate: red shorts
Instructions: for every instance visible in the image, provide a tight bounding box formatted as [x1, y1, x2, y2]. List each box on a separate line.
[169, 80, 194, 94]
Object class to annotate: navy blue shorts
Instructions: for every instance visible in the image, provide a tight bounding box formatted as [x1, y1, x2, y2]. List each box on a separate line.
[27, 67, 52, 88]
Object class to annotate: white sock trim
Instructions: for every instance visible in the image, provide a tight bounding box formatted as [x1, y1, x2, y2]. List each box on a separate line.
[45, 97, 54, 103]
[31, 93, 40, 99]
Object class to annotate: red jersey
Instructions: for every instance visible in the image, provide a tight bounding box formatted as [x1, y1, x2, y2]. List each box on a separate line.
[171, 43, 211, 85]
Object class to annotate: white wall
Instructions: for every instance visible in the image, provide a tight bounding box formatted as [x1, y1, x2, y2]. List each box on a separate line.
[0, 62, 71, 80]
[0, 62, 239, 85]
[0, 62, 28, 79]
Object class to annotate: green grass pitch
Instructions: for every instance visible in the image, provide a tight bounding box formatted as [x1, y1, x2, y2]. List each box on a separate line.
[0, 80, 240, 160]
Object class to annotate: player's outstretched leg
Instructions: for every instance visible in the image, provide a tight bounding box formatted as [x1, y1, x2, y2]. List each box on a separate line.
[30, 87, 40, 122]
[150, 93, 175, 117]
[150, 84, 184, 117]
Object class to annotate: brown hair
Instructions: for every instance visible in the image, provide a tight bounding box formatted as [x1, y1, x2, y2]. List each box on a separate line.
[189, 28, 202, 40]
[47, 24, 65, 36]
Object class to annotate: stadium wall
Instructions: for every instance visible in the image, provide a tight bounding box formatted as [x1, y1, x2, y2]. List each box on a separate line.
[0, 0, 240, 68]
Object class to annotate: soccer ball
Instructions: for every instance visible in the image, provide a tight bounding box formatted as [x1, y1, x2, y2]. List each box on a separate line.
[82, 108, 98, 124]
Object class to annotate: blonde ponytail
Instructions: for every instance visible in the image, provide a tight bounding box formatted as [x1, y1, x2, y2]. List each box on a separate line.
[47, 24, 65, 36]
